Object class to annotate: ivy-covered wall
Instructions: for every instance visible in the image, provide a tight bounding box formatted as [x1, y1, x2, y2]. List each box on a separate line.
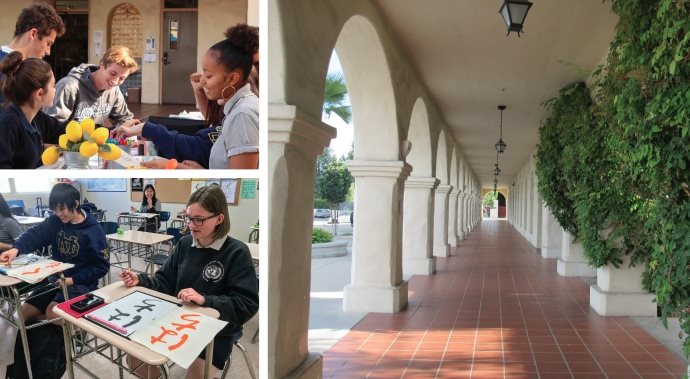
[535, 0, 690, 356]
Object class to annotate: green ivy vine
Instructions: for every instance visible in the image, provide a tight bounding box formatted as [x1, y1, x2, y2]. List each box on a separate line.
[536, 0, 690, 356]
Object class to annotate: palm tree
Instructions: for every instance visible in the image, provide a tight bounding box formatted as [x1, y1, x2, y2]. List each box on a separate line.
[323, 72, 352, 124]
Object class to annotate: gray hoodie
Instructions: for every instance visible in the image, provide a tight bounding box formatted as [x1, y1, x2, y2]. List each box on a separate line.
[44, 64, 133, 127]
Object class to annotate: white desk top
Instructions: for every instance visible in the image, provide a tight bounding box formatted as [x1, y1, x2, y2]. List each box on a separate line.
[106, 230, 173, 245]
[15, 216, 45, 225]
[0, 274, 22, 287]
[119, 213, 159, 219]
[53, 282, 219, 366]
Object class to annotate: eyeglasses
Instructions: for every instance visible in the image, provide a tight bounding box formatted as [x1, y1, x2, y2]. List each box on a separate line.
[183, 214, 218, 226]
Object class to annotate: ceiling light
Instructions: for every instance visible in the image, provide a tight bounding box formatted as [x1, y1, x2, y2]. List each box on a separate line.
[499, 0, 533, 37]
[495, 105, 507, 153]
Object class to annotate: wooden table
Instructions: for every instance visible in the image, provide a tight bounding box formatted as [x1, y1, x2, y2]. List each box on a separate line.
[53, 282, 219, 379]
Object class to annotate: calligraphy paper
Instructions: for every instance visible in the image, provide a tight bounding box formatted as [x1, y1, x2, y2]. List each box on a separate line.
[0, 254, 47, 274]
[130, 307, 227, 369]
[85, 291, 179, 337]
[3, 259, 73, 284]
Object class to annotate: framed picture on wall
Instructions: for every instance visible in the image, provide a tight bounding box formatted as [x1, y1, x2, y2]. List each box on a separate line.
[131, 178, 143, 192]
[220, 179, 240, 205]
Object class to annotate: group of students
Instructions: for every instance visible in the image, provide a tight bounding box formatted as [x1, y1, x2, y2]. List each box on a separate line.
[0, 3, 259, 170]
[0, 183, 258, 378]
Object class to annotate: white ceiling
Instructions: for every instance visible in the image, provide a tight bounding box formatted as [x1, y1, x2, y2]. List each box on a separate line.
[374, 0, 618, 188]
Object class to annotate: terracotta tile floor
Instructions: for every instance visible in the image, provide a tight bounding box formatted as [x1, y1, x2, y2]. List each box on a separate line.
[322, 220, 688, 378]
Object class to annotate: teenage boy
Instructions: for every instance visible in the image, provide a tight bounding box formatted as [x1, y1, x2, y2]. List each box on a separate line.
[0, 183, 110, 323]
[0, 3, 66, 105]
[45, 45, 138, 128]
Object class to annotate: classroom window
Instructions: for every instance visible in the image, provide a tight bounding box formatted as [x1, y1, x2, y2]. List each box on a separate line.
[14, 178, 51, 193]
[0, 179, 10, 193]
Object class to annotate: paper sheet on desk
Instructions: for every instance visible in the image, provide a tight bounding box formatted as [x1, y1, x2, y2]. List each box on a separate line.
[130, 307, 227, 369]
[169, 110, 204, 120]
[113, 150, 146, 169]
[2, 259, 74, 284]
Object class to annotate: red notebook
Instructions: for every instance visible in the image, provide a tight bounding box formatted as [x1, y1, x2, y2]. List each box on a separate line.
[56, 294, 107, 318]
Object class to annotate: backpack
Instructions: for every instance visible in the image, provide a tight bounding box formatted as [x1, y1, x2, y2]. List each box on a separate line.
[6, 323, 66, 379]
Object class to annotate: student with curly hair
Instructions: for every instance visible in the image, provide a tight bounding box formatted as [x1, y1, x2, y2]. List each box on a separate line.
[0, 51, 64, 168]
[119, 24, 259, 169]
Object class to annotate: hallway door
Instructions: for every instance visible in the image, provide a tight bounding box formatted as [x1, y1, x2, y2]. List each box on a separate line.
[162, 11, 197, 104]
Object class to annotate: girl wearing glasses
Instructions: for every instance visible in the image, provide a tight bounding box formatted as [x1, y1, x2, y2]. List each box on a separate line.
[120, 184, 258, 378]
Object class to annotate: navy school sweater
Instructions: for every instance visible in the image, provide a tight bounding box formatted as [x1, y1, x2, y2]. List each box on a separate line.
[0, 104, 65, 169]
[141, 122, 216, 169]
[12, 207, 110, 288]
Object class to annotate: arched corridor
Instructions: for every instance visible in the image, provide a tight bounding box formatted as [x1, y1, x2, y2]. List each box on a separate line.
[321, 221, 687, 378]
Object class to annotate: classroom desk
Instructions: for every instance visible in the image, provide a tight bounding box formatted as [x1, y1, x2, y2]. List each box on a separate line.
[117, 213, 160, 230]
[107, 231, 173, 278]
[0, 273, 68, 379]
[54, 282, 219, 379]
[14, 216, 45, 231]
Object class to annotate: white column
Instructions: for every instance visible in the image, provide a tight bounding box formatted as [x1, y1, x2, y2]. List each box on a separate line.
[540, 206, 562, 258]
[557, 232, 596, 277]
[403, 176, 438, 276]
[590, 254, 655, 316]
[268, 104, 334, 379]
[344, 160, 411, 313]
[457, 193, 466, 240]
[432, 184, 451, 257]
[447, 189, 460, 247]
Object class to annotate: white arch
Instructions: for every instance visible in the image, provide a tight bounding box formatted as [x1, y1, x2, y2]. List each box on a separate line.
[336, 16, 400, 160]
[450, 149, 458, 188]
[406, 98, 434, 176]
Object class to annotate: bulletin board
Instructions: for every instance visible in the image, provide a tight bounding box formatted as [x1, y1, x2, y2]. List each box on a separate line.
[131, 179, 191, 203]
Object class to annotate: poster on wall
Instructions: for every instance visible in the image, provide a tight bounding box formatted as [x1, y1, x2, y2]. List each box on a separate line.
[144, 179, 156, 187]
[191, 180, 206, 194]
[87, 179, 127, 192]
[131, 178, 143, 192]
[240, 179, 256, 199]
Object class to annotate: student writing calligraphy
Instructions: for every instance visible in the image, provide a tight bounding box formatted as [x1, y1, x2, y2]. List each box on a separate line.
[120, 184, 258, 378]
[0, 183, 110, 323]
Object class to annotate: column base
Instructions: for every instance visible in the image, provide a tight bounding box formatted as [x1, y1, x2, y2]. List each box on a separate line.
[557, 259, 595, 277]
[433, 243, 450, 258]
[343, 281, 408, 313]
[541, 247, 560, 259]
[589, 285, 656, 316]
[448, 237, 459, 247]
[404, 257, 436, 276]
[283, 352, 323, 379]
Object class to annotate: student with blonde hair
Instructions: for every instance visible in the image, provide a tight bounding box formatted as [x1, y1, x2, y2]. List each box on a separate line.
[45, 45, 138, 128]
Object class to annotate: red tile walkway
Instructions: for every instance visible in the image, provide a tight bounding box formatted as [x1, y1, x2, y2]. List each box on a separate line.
[322, 220, 688, 378]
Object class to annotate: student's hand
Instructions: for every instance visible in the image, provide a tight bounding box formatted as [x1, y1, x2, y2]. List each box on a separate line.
[55, 277, 74, 287]
[141, 159, 169, 169]
[130, 206, 137, 212]
[179, 160, 205, 169]
[0, 248, 18, 267]
[177, 288, 204, 305]
[116, 120, 145, 139]
[120, 270, 140, 287]
[190, 72, 204, 93]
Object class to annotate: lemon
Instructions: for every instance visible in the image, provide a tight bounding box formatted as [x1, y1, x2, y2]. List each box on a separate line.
[98, 144, 122, 160]
[58, 134, 69, 149]
[79, 141, 98, 157]
[66, 120, 83, 142]
[41, 146, 61, 165]
[91, 127, 109, 145]
[80, 118, 96, 135]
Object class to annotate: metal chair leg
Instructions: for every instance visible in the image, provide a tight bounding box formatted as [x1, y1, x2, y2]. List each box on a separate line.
[234, 340, 256, 379]
[250, 327, 258, 344]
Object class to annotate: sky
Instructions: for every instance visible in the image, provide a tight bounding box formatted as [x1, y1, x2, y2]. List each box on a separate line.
[321, 51, 354, 159]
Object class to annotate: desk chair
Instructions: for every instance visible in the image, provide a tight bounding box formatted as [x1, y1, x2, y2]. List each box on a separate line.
[157, 211, 170, 232]
[219, 330, 256, 379]
[144, 228, 181, 273]
[99, 221, 120, 285]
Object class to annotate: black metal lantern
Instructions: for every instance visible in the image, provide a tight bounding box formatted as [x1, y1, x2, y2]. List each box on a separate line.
[495, 105, 507, 153]
[494, 165, 501, 176]
[499, 0, 533, 37]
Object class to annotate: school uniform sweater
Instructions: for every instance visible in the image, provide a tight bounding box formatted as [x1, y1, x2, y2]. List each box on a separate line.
[12, 207, 110, 287]
[136, 235, 259, 336]
[141, 122, 215, 168]
[0, 104, 65, 169]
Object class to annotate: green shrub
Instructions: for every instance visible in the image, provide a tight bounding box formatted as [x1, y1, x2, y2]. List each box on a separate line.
[311, 228, 333, 244]
[313, 198, 329, 209]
